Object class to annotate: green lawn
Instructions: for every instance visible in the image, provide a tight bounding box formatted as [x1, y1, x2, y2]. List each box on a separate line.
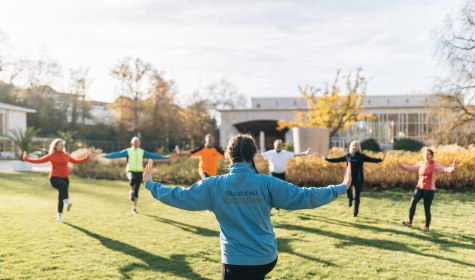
[0, 172, 474, 279]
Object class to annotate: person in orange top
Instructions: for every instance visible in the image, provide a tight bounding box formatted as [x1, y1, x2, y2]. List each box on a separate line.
[176, 134, 225, 179]
[23, 138, 89, 222]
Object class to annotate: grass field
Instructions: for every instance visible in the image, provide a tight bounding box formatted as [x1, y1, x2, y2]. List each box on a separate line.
[0, 172, 474, 279]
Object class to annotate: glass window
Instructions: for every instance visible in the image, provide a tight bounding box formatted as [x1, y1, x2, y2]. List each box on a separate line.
[408, 113, 418, 123]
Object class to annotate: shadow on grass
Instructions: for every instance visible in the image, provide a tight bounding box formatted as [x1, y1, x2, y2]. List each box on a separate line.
[274, 222, 474, 267]
[362, 188, 475, 203]
[144, 214, 335, 266]
[277, 237, 336, 267]
[143, 214, 219, 238]
[65, 223, 211, 280]
[299, 214, 475, 252]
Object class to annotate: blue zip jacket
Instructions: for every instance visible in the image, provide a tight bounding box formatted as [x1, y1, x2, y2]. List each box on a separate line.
[103, 149, 168, 160]
[145, 162, 346, 266]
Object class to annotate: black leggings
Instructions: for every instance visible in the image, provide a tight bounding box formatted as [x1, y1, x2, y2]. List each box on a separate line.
[347, 180, 364, 214]
[50, 177, 69, 213]
[127, 172, 143, 199]
[222, 258, 277, 280]
[409, 188, 435, 227]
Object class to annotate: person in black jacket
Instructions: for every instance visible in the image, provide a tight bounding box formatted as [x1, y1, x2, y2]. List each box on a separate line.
[325, 140, 385, 217]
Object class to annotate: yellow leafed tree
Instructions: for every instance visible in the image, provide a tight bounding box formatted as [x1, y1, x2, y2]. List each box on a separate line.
[278, 69, 374, 137]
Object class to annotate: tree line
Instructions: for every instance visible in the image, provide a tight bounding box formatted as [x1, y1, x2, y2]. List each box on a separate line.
[0, 37, 246, 152]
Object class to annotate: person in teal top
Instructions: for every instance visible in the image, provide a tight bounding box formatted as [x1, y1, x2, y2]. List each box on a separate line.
[143, 134, 351, 279]
[103, 137, 168, 214]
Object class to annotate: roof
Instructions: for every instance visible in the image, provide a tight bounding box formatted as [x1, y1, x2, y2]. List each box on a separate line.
[0, 102, 36, 113]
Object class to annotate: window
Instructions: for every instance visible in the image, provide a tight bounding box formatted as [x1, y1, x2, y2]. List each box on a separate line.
[0, 113, 5, 136]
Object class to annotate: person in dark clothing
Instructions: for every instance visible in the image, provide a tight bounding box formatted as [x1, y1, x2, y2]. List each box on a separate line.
[325, 140, 384, 217]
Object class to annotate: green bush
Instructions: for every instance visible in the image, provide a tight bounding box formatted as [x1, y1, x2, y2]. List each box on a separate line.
[393, 138, 424, 151]
[360, 138, 381, 152]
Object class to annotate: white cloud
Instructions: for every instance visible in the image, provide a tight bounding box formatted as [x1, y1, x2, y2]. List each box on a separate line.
[0, 0, 463, 102]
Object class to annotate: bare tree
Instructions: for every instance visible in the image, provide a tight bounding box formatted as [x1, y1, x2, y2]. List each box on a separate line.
[436, 0, 475, 137]
[111, 57, 153, 135]
[0, 30, 7, 74]
[68, 67, 92, 126]
[194, 79, 248, 119]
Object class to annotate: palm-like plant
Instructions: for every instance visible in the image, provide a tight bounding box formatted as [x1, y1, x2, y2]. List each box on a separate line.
[56, 130, 78, 152]
[8, 127, 41, 156]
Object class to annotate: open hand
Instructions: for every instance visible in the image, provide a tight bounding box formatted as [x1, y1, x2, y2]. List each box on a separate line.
[143, 159, 154, 183]
[450, 160, 456, 172]
[342, 163, 352, 190]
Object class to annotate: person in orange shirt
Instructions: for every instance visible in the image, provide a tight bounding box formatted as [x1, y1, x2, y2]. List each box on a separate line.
[176, 134, 225, 179]
[23, 138, 89, 222]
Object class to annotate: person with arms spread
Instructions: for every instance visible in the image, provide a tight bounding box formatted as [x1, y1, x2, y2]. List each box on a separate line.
[176, 134, 225, 179]
[23, 138, 89, 222]
[103, 136, 168, 214]
[400, 148, 455, 232]
[144, 134, 351, 280]
[325, 140, 384, 217]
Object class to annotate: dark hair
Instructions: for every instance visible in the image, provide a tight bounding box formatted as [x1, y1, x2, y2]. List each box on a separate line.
[425, 148, 434, 157]
[225, 134, 259, 174]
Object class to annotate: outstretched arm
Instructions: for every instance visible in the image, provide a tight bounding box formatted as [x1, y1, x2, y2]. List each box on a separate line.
[143, 160, 212, 211]
[103, 149, 128, 159]
[399, 162, 421, 171]
[270, 164, 351, 210]
[143, 150, 168, 160]
[22, 152, 52, 164]
[324, 155, 347, 163]
[69, 154, 89, 164]
[294, 148, 311, 157]
[435, 160, 456, 173]
[361, 153, 383, 163]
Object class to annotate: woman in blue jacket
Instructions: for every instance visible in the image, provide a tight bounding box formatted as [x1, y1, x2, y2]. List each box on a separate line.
[143, 134, 351, 280]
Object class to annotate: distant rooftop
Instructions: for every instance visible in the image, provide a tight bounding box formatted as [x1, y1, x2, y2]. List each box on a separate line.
[0, 102, 36, 113]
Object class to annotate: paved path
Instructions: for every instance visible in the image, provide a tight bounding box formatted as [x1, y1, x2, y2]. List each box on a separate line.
[0, 160, 50, 173]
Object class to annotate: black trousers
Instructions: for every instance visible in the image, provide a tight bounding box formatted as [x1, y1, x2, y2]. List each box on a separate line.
[347, 180, 364, 214]
[127, 172, 143, 199]
[50, 177, 69, 213]
[271, 172, 286, 181]
[222, 258, 278, 280]
[409, 188, 435, 227]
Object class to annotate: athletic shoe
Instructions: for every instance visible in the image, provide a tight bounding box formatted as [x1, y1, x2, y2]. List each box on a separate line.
[421, 226, 429, 232]
[130, 208, 137, 215]
[402, 219, 412, 228]
[63, 199, 72, 211]
[353, 212, 358, 217]
[57, 214, 63, 223]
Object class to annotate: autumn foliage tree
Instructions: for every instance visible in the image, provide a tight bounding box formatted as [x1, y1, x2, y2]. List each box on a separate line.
[278, 69, 372, 137]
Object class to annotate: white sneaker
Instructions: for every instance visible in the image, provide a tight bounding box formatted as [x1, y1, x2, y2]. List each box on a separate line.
[57, 214, 63, 223]
[130, 208, 137, 215]
[64, 199, 72, 211]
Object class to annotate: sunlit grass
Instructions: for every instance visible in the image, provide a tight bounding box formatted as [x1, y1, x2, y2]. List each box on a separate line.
[0, 172, 473, 279]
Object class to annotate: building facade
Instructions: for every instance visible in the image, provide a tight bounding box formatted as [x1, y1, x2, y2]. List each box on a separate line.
[218, 94, 432, 149]
[0, 102, 36, 158]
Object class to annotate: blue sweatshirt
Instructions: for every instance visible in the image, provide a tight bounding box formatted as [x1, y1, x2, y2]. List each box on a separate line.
[145, 162, 346, 266]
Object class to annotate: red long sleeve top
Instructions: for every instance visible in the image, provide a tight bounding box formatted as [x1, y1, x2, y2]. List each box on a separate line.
[24, 151, 89, 178]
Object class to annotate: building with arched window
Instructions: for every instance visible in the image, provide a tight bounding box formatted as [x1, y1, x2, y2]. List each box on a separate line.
[218, 94, 433, 149]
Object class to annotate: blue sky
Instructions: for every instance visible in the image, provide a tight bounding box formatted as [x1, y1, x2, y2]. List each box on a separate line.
[0, 0, 464, 102]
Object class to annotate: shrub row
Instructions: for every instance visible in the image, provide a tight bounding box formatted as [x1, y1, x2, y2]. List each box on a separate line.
[70, 145, 475, 191]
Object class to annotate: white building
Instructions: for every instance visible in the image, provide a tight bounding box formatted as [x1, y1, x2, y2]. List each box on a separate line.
[0, 102, 36, 158]
[218, 94, 432, 149]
